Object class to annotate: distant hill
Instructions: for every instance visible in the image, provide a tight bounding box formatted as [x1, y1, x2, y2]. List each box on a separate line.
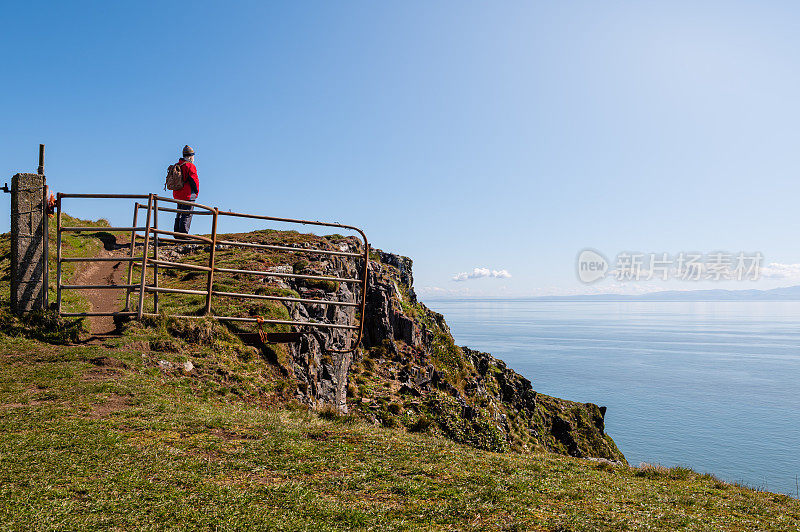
[531, 284, 800, 301]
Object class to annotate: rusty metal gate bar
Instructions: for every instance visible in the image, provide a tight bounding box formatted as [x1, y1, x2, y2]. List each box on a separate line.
[56, 193, 150, 317]
[134, 195, 218, 319]
[56, 193, 369, 353]
[153, 197, 158, 313]
[136, 196, 369, 353]
[208, 208, 370, 354]
[124, 202, 140, 310]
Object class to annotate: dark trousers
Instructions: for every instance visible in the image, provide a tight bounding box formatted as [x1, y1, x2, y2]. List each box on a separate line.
[173, 202, 194, 237]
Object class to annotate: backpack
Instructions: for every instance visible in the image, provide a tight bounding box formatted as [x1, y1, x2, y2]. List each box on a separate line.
[164, 162, 185, 191]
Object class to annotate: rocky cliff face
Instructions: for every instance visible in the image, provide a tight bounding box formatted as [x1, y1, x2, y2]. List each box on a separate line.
[282, 244, 360, 415]
[287, 245, 625, 462]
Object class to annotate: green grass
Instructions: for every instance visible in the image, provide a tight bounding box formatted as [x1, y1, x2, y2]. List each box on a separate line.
[0, 334, 798, 530]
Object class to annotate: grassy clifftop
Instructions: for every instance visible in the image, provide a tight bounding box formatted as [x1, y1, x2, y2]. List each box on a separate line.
[1, 218, 799, 529]
[1, 333, 798, 530]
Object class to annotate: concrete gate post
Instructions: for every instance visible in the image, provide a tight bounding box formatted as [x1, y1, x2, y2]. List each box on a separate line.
[10, 172, 48, 313]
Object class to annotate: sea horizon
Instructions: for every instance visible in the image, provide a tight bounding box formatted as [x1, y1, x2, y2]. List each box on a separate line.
[423, 283, 800, 303]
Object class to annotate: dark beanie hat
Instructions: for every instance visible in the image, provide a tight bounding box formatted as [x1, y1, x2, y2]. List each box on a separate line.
[182, 145, 195, 157]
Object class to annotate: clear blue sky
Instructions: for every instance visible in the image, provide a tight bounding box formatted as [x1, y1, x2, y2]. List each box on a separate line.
[2, 1, 800, 298]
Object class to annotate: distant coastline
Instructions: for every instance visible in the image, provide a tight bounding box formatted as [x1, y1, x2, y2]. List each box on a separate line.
[427, 284, 800, 302]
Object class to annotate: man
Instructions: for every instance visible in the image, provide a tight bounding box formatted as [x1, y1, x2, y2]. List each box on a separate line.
[173, 145, 199, 237]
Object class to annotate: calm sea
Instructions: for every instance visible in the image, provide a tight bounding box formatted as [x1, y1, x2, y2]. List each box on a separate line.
[425, 299, 800, 497]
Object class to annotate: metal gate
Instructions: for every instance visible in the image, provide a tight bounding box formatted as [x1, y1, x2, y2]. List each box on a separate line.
[55, 193, 369, 353]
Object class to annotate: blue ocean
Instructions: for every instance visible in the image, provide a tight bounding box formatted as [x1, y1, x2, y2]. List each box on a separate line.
[425, 299, 800, 497]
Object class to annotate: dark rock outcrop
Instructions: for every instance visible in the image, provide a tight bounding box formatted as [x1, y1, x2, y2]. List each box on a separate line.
[280, 240, 361, 413]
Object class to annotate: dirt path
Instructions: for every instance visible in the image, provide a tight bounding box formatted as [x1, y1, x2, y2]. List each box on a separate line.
[73, 247, 129, 337]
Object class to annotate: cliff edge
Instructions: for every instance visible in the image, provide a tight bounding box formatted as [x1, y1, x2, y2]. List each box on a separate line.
[287, 245, 624, 462]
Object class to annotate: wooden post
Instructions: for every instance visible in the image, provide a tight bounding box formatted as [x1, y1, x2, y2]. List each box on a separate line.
[40, 145, 49, 309]
[37, 144, 44, 176]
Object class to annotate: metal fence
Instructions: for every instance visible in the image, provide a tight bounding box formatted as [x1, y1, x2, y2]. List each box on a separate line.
[55, 193, 369, 353]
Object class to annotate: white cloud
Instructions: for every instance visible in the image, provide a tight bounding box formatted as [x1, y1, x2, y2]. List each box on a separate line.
[760, 262, 800, 280]
[452, 267, 512, 282]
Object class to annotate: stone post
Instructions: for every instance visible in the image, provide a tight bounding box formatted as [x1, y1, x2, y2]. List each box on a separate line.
[10, 173, 48, 313]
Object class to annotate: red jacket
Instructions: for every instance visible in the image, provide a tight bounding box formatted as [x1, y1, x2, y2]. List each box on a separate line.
[173, 159, 199, 201]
